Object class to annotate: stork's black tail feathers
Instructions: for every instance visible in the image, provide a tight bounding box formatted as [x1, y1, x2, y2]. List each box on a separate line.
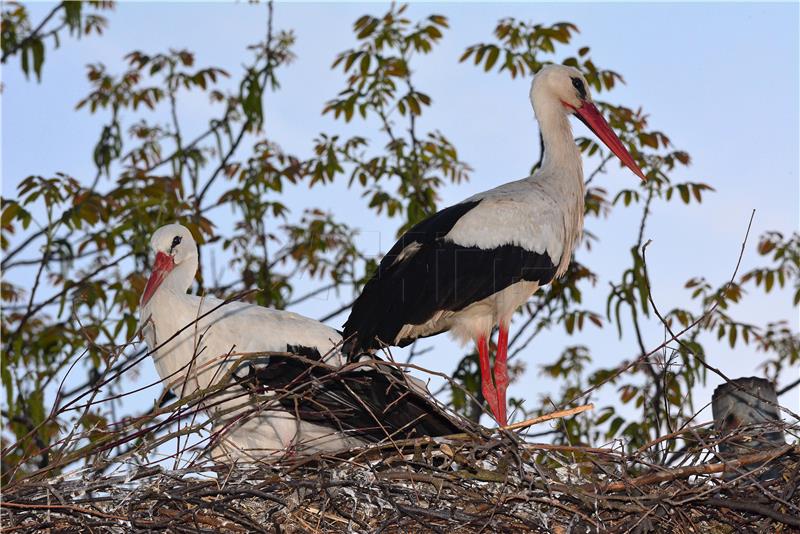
[237, 345, 464, 443]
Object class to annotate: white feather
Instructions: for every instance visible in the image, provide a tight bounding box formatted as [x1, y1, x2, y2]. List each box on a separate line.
[141, 288, 364, 461]
[445, 179, 566, 262]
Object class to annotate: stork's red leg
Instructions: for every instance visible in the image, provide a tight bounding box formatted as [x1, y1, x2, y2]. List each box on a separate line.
[476, 335, 499, 422]
[493, 325, 509, 426]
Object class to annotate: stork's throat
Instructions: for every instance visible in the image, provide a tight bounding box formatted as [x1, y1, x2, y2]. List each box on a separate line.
[142, 251, 176, 306]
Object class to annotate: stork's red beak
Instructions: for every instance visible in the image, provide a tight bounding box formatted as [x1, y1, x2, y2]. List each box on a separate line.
[141, 251, 175, 306]
[571, 101, 647, 181]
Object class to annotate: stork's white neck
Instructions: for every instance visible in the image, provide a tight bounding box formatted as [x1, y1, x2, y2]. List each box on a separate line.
[157, 255, 198, 301]
[530, 95, 586, 277]
[534, 101, 584, 184]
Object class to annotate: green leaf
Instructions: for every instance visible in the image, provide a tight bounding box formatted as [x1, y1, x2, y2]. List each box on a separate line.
[620, 386, 636, 403]
[241, 70, 264, 127]
[64, 1, 83, 33]
[765, 271, 775, 292]
[356, 18, 379, 39]
[344, 51, 362, 71]
[678, 184, 690, 204]
[31, 39, 45, 81]
[485, 46, 500, 71]
[564, 313, 575, 334]
[595, 408, 615, 425]
[1, 201, 20, 227]
[692, 184, 702, 203]
[608, 416, 625, 437]
[20, 43, 29, 77]
[1, 363, 12, 409]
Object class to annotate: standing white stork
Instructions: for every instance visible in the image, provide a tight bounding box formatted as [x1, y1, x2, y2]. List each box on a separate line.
[342, 64, 646, 426]
[139, 223, 459, 461]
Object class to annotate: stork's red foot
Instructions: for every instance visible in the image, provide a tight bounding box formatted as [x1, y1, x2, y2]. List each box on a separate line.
[476, 333, 510, 426]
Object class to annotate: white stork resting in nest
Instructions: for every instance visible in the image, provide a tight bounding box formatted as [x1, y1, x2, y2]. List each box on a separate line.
[139, 224, 460, 462]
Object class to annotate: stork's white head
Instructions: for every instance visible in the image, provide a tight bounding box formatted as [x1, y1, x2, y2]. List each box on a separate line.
[141, 224, 198, 306]
[531, 64, 591, 112]
[531, 64, 647, 181]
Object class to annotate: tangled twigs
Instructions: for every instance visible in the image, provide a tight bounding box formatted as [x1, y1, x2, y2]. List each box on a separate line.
[703, 497, 800, 529]
[1, 341, 797, 533]
[2, 350, 798, 533]
[603, 444, 796, 491]
[2, 418, 797, 533]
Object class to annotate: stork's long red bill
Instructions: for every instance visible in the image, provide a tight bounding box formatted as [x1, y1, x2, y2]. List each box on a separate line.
[571, 101, 647, 181]
[142, 251, 175, 306]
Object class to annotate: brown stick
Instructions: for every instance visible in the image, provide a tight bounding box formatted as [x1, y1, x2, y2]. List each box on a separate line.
[524, 443, 622, 456]
[498, 404, 593, 432]
[603, 444, 795, 492]
[0, 501, 127, 521]
[435, 403, 595, 440]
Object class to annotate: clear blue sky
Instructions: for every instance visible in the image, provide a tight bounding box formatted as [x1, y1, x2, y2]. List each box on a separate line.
[3, 2, 798, 431]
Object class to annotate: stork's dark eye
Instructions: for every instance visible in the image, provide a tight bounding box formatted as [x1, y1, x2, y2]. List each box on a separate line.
[171, 236, 182, 250]
[571, 77, 587, 99]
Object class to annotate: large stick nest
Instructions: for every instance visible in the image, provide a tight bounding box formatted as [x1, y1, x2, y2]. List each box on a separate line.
[3, 421, 798, 533]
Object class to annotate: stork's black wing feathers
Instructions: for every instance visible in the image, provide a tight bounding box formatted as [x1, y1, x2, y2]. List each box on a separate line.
[342, 199, 557, 353]
[239, 345, 461, 442]
[342, 201, 482, 353]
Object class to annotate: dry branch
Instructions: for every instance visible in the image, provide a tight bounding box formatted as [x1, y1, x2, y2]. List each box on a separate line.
[499, 404, 594, 432]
